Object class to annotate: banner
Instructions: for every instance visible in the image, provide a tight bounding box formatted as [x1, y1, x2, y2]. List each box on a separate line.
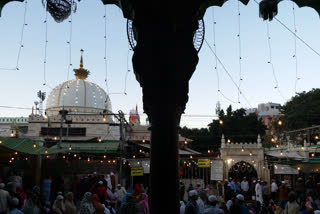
[210, 160, 224, 181]
[198, 159, 210, 168]
[131, 167, 144, 176]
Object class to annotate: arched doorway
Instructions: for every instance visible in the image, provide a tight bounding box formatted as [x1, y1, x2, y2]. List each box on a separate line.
[228, 161, 258, 180]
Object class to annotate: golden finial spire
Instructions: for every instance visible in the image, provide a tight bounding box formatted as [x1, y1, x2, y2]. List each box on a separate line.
[80, 49, 84, 69]
[74, 49, 90, 80]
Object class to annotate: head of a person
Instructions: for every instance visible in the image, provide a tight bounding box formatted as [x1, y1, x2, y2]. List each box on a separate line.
[288, 192, 296, 202]
[298, 177, 303, 182]
[189, 190, 198, 201]
[208, 195, 218, 206]
[56, 195, 64, 202]
[98, 181, 103, 186]
[243, 177, 246, 181]
[11, 197, 19, 209]
[229, 177, 232, 181]
[141, 193, 148, 200]
[236, 194, 245, 204]
[281, 181, 286, 186]
[117, 184, 121, 190]
[307, 196, 313, 202]
[0, 183, 5, 189]
[67, 192, 73, 201]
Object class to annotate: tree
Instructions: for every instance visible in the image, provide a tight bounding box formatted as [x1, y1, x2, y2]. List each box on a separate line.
[180, 105, 266, 153]
[280, 88, 320, 130]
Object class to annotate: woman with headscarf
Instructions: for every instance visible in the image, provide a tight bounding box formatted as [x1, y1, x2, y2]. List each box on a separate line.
[65, 192, 77, 214]
[52, 195, 65, 214]
[80, 192, 95, 214]
[137, 193, 149, 214]
[91, 194, 105, 214]
[120, 194, 137, 214]
[15, 186, 26, 210]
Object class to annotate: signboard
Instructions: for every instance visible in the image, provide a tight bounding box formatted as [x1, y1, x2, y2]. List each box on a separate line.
[210, 160, 224, 181]
[198, 159, 210, 168]
[131, 167, 144, 176]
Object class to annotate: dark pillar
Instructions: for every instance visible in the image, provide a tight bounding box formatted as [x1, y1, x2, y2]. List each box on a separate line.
[131, 1, 200, 213]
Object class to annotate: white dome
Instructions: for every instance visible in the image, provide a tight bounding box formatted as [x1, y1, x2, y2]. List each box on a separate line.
[46, 79, 111, 115]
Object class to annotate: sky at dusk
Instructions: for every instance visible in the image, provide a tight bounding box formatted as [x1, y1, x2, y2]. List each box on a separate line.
[0, 0, 320, 128]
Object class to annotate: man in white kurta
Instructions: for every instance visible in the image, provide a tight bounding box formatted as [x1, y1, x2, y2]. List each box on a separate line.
[255, 181, 263, 205]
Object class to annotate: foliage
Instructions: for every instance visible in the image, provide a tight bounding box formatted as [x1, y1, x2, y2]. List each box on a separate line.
[180, 105, 266, 152]
[280, 88, 320, 130]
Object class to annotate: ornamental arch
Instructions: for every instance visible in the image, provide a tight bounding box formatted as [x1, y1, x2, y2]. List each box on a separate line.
[220, 134, 270, 183]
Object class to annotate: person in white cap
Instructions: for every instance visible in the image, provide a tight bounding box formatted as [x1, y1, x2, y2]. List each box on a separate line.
[185, 190, 199, 214]
[0, 183, 11, 214]
[204, 195, 223, 214]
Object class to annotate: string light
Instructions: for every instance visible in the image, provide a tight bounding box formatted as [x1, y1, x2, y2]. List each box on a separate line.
[88, 157, 90, 162]
[184, 139, 188, 145]
[266, 22, 286, 101]
[103, 117, 107, 122]
[292, 2, 300, 94]
[100, 160, 103, 163]
[249, 152, 252, 156]
[74, 154, 77, 157]
[139, 149, 142, 153]
[241, 147, 244, 152]
[271, 138, 275, 142]
[142, 138, 146, 143]
[276, 144, 279, 148]
[104, 155, 106, 159]
[10, 131, 14, 137]
[219, 120, 223, 125]
[113, 160, 116, 163]
[68, 145, 72, 150]
[66, 0, 73, 81]
[78, 156, 81, 160]
[208, 150, 211, 154]
[315, 136, 319, 140]
[227, 139, 231, 144]
[312, 153, 315, 157]
[280, 151, 283, 156]
[25, 157, 28, 161]
[46, 155, 49, 159]
[11, 157, 14, 161]
[98, 137, 102, 143]
[108, 160, 111, 163]
[103, 5, 109, 93]
[133, 155, 136, 159]
[237, 0, 243, 104]
[297, 167, 301, 171]
[9, 160, 12, 163]
[63, 155, 66, 159]
[278, 120, 283, 126]
[45, 150, 48, 154]
[53, 136, 57, 141]
[0, 140, 2, 144]
[43, 3, 49, 86]
[190, 155, 193, 159]
[0, 1, 28, 71]
[33, 143, 36, 148]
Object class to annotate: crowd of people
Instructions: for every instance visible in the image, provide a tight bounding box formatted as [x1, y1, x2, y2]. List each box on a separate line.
[179, 176, 320, 214]
[0, 171, 150, 214]
[2, 171, 320, 214]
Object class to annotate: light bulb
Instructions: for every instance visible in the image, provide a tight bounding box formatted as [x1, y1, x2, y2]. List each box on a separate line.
[69, 145, 72, 150]
[142, 138, 146, 143]
[219, 120, 224, 125]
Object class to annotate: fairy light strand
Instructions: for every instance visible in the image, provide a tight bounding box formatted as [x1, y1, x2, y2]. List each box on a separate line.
[0, 1, 28, 71]
[66, 0, 73, 82]
[204, 39, 252, 108]
[124, 46, 131, 95]
[266, 22, 286, 101]
[211, 8, 238, 104]
[292, 2, 299, 94]
[104, 5, 109, 93]
[43, 4, 49, 86]
[237, 0, 243, 104]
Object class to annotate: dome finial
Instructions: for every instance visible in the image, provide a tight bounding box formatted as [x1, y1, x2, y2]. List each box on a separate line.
[74, 49, 90, 80]
[80, 49, 84, 68]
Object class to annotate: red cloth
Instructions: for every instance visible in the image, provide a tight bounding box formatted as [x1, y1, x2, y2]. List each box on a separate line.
[15, 186, 27, 209]
[92, 194, 105, 214]
[97, 186, 107, 202]
[133, 184, 140, 197]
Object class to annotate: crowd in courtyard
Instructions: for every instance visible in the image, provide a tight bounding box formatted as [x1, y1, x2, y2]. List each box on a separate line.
[1, 171, 320, 214]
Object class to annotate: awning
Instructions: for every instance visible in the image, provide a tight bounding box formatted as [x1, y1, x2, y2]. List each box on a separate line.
[266, 151, 305, 160]
[138, 143, 200, 155]
[0, 137, 119, 155]
[274, 164, 299, 175]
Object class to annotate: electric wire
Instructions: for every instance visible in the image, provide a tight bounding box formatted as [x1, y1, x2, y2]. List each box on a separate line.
[265, 22, 286, 101]
[204, 39, 252, 108]
[0, 0, 28, 71]
[292, 2, 300, 94]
